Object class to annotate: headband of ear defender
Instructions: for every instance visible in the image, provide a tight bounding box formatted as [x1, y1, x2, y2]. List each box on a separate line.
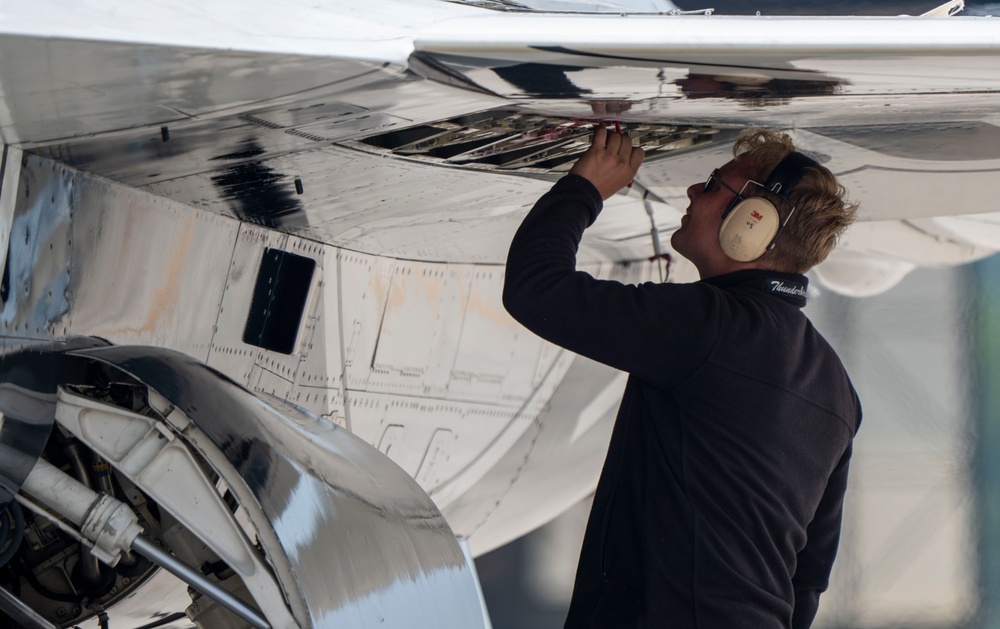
[718, 151, 820, 262]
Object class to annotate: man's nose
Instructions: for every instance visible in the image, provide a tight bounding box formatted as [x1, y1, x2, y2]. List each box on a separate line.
[687, 182, 701, 201]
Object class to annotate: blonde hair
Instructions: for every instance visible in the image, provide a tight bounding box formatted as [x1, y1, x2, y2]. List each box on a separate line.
[732, 128, 858, 274]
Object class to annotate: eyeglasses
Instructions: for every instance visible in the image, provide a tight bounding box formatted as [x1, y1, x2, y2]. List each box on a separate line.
[703, 168, 799, 240]
[704, 169, 744, 201]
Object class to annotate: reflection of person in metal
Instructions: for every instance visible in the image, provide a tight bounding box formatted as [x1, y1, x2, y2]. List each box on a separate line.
[588, 99, 632, 117]
[504, 126, 861, 628]
[675, 73, 841, 108]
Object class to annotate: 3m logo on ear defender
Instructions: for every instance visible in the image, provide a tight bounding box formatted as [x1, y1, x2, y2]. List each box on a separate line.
[751, 210, 764, 221]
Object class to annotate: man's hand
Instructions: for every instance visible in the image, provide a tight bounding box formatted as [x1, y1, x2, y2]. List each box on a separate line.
[569, 125, 645, 200]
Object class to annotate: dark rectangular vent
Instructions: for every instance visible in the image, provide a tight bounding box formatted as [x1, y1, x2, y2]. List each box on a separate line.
[243, 249, 316, 355]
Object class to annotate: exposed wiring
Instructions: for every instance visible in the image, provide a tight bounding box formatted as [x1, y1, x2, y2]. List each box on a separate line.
[82, 601, 109, 629]
[602, 123, 673, 282]
[632, 177, 672, 282]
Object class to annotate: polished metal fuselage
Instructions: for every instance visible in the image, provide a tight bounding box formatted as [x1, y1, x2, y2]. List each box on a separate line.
[4, 0, 1000, 568]
[1, 1, 1000, 626]
[1, 145, 651, 555]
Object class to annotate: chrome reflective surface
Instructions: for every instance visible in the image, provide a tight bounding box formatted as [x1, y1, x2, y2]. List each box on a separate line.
[0, 35, 390, 145]
[670, 0, 955, 13]
[1, 150, 654, 560]
[73, 345, 487, 629]
[1, 2, 1000, 626]
[6, 15, 998, 297]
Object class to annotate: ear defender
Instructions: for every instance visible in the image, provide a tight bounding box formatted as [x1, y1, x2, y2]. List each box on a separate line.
[718, 151, 820, 262]
[718, 197, 781, 262]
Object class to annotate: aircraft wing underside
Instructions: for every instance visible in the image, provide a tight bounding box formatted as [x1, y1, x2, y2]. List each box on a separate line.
[0, 2, 997, 627]
[1, 2, 999, 293]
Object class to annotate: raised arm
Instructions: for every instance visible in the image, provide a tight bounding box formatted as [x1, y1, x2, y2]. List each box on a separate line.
[503, 127, 718, 385]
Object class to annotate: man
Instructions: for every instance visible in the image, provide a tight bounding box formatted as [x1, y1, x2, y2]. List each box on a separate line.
[503, 126, 861, 628]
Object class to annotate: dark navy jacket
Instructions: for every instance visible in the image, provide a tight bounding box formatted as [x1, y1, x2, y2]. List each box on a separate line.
[503, 175, 861, 628]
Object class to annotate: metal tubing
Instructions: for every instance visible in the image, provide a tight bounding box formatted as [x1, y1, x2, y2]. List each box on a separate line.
[131, 537, 270, 629]
[64, 443, 103, 584]
[0, 584, 59, 629]
[21, 458, 96, 525]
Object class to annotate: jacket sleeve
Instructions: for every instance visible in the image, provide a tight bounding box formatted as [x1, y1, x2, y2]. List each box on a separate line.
[791, 441, 853, 628]
[502, 175, 719, 386]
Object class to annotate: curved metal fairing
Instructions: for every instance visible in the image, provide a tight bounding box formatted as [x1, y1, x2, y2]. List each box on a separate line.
[70, 345, 487, 629]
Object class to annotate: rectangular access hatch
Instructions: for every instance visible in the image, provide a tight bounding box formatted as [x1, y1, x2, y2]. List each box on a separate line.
[243, 248, 316, 355]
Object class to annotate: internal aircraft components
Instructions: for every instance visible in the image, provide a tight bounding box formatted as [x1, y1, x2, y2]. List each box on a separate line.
[14, 455, 268, 627]
[0, 583, 56, 629]
[0, 341, 488, 628]
[358, 110, 720, 173]
[19, 458, 141, 568]
[0, 340, 101, 510]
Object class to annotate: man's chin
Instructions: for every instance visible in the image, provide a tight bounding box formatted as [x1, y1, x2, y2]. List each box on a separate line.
[670, 231, 703, 268]
[670, 229, 688, 257]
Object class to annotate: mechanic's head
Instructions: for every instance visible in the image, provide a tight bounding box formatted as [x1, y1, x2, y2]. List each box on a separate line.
[672, 128, 857, 278]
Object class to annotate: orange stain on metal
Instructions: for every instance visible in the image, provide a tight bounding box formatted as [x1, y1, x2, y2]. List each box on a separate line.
[103, 218, 197, 337]
[465, 291, 512, 328]
[142, 221, 196, 332]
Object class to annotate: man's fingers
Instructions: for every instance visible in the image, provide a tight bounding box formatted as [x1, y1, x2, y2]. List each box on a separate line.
[617, 133, 634, 159]
[631, 146, 646, 170]
[570, 123, 644, 199]
[616, 133, 644, 178]
[591, 125, 607, 149]
[604, 128, 622, 153]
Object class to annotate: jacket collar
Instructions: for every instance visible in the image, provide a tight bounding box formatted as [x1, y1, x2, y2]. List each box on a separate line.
[702, 269, 809, 308]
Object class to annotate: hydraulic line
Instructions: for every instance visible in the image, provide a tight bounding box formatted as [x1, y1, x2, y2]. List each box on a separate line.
[64, 441, 103, 585]
[0, 584, 58, 629]
[131, 537, 270, 629]
[18, 462, 270, 628]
